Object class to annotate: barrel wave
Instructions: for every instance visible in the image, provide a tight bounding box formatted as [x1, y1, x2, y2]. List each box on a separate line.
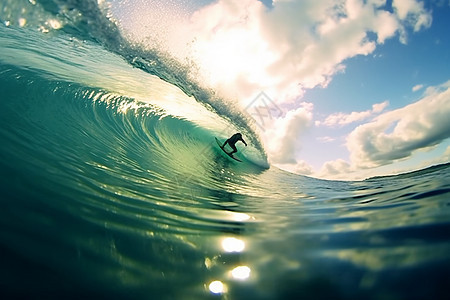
[1, 1, 450, 299]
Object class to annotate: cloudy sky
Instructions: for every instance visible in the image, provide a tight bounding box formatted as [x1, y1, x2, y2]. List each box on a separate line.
[111, 0, 450, 180]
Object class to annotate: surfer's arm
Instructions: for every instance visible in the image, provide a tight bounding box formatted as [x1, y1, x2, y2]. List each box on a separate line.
[241, 138, 247, 146]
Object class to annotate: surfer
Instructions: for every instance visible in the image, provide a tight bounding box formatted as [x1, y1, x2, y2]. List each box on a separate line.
[222, 133, 247, 155]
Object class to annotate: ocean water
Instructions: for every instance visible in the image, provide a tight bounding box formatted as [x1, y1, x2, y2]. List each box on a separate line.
[1, 1, 450, 299]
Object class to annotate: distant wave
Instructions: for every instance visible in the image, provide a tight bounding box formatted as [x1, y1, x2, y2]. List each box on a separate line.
[365, 162, 450, 181]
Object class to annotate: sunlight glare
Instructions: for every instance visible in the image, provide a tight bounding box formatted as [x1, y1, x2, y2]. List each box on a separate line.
[208, 280, 226, 294]
[231, 212, 251, 222]
[193, 28, 277, 88]
[231, 266, 251, 280]
[222, 237, 245, 253]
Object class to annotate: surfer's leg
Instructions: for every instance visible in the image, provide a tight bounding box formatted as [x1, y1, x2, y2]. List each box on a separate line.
[229, 144, 237, 154]
[222, 138, 231, 148]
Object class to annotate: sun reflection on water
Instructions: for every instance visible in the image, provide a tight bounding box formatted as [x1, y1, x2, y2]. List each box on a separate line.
[229, 212, 251, 222]
[231, 265, 251, 280]
[206, 233, 253, 295]
[222, 237, 245, 253]
[208, 280, 226, 294]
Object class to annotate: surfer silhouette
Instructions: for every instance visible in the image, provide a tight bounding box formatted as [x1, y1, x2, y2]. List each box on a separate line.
[222, 133, 247, 155]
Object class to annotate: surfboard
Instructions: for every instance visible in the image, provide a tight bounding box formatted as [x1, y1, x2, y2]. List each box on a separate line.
[215, 137, 242, 162]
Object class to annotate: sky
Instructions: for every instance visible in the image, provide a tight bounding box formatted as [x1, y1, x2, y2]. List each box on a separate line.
[110, 0, 450, 180]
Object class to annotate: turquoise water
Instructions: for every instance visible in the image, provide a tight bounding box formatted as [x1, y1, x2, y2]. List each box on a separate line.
[1, 1, 450, 299]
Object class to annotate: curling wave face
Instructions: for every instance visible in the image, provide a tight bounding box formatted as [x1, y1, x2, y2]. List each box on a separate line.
[1, 1, 450, 299]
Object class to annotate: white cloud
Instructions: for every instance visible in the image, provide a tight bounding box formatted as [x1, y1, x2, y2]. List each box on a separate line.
[279, 160, 314, 176]
[412, 84, 424, 92]
[294, 160, 314, 175]
[319, 100, 389, 127]
[392, 0, 432, 43]
[347, 80, 450, 169]
[317, 136, 335, 143]
[265, 102, 313, 164]
[127, 0, 432, 105]
[392, 0, 432, 31]
[319, 159, 351, 178]
[372, 101, 389, 113]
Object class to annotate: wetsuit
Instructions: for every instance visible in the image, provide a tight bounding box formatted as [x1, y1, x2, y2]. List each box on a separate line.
[223, 133, 247, 154]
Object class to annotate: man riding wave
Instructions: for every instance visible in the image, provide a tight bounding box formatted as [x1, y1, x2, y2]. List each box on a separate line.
[222, 133, 247, 155]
